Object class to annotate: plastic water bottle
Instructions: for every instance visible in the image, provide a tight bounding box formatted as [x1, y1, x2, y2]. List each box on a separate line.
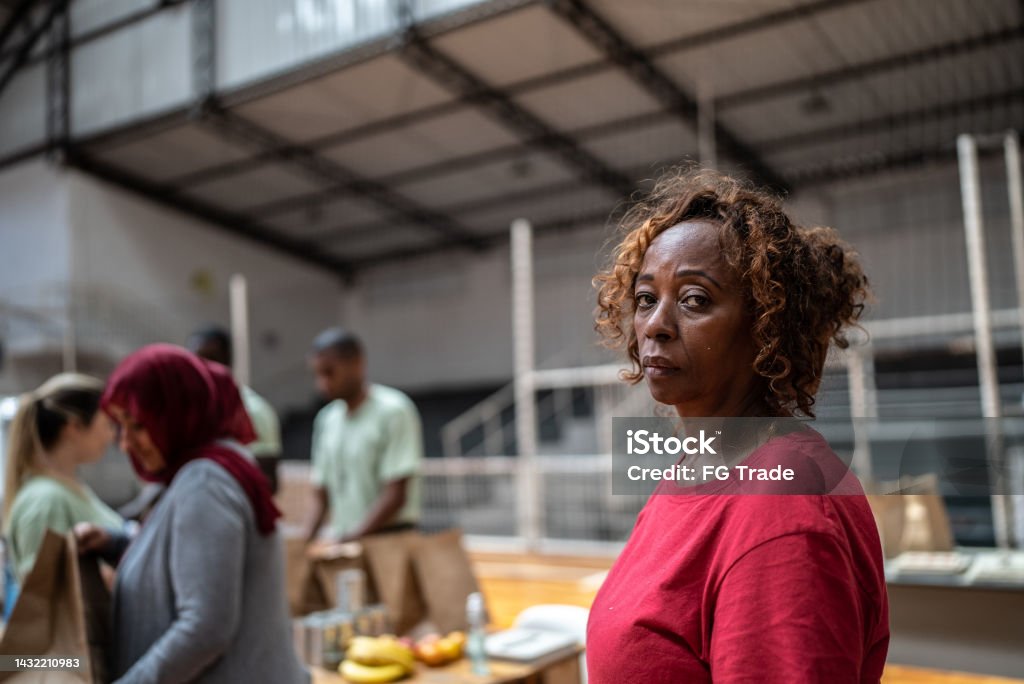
[466, 592, 490, 675]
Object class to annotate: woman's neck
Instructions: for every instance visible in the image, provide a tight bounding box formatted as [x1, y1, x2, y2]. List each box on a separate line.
[44, 442, 81, 481]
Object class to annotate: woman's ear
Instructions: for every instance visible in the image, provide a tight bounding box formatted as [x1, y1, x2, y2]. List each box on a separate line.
[60, 416, 86, 441]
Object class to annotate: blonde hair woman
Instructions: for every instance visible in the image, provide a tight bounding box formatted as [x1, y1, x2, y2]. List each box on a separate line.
[2, 374, 122, 588]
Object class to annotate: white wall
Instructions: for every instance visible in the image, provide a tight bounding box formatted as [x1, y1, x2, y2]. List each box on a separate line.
[340, 225, 619, 391]
[0, 159, 346, 411]
[66, 170, 345, 410]
[0, 159, 72, 383]
[0, 160, 71, 297]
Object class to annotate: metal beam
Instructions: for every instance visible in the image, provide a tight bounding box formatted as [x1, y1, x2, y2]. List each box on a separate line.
[0, 0, 65, 97]
[789, 144, 955, 187]
[245, 109, 658, 219]
[64, 149, 356, 279]
[758, 88, 1024, 153]
[196, 106, 487, 249]
[0, 2, 185, 65]
[398, 24, 635, 198]
[546, 0, 789, 193]
[718, 24, 1024, 110]
[316, 176, 599, 245]
[350, 207, 615, 271]
[191, 0, 215, 109]
[0, 0, 36, 56]
[169, 99, 468, 188]
[44, 0, 68, 159]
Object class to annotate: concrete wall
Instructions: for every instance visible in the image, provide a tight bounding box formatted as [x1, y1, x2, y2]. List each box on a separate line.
[65, 169, 346, 410]
[0, 159, 346, 411]
[0, 159, 73, 395]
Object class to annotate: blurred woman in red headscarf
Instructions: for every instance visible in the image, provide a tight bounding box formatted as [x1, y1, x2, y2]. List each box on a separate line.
[76, 344, 308, 684]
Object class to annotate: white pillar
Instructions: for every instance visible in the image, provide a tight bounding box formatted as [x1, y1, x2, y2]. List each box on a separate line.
[229, 274, 250, 388]
[958, 134, 1011, 548]
[1005, 132, 1024, 373]
[846, 346, 876, 483]
[698, 74, 716, 169]
[511, 218, 540, 550]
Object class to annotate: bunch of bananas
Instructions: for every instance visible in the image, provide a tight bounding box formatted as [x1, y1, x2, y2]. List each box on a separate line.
[339, 636, 415, 683]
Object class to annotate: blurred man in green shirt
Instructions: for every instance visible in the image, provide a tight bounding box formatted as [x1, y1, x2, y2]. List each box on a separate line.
[303, 328, 422, 544]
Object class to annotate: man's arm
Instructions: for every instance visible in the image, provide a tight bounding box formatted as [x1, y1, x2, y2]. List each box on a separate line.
[338, 478, 409, 542]
[303, 485, 329, 545]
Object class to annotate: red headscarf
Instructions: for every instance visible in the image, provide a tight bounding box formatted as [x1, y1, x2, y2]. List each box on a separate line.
[102, 343, 280, 535]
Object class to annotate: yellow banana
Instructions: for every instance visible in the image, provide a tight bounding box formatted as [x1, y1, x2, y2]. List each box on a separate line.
[346, 637, 415, 672]
[339, 659, 408, 683]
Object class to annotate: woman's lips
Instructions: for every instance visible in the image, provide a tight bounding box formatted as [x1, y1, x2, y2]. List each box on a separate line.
[642, 355, 680, 377]
[644, 366, 680, 378]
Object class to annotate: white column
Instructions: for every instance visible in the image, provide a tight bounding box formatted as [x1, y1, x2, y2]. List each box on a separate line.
[511, 218, 541, 550]
[958, 134, 1011, 548]
[229, 274, 251, 388]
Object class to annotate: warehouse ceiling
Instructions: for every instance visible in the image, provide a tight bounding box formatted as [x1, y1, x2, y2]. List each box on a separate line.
[11, 0, 1024, 277]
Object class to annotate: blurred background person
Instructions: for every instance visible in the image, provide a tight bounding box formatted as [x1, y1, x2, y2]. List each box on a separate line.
[303, 327, 423, 545]
[187, 324, 282, 492]
[1, 373, 122, 618]
[586, 170, 887, 682]
[77, 344, 306, 684]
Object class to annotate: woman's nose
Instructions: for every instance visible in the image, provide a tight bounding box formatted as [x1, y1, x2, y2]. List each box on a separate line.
[645, 300, 677, 341]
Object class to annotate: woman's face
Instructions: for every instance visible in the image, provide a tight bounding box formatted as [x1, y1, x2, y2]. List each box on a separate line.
[67, 411, 115, 464]
[107, 404, 166, 474]
[633, 221, 762, 418]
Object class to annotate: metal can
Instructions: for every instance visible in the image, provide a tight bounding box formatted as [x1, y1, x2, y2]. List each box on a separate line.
[334, 569, 366, 613]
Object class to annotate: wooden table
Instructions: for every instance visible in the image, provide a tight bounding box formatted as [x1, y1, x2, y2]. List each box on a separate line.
[312, 648, 582, 684]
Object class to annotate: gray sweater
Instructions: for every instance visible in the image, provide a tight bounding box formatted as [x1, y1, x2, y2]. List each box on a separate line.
[109, 458, 308, 684]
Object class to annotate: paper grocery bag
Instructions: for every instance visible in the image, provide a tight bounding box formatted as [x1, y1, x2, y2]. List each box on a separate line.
[865, 492, 905, 559]
[310, 543, 372, 611]
[409, 529, 481, 634]
[867, 474, 955, 557]
[360, 532, 425, 635]
[282, 534, 318, 615]
[0, 530, 110, 683]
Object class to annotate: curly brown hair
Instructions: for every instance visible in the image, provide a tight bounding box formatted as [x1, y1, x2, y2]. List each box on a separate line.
[594, 168, 870, 417]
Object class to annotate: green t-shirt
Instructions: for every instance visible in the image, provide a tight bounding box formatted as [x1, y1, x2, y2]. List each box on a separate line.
[5, 475, 124, 580]
[241, 385, 282, 457]
[311, 384, 423, 538]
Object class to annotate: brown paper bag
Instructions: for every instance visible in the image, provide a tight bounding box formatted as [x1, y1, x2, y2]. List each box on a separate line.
[288, 540, 374, 616]
[409, 529, 481, 634]
[283, 535, 318, 616]
[311, 552, 372, 611]
[360, 532, 426, 635]
[866, 474, 955, 557]
[865, 493, 905, 559]
[0, 531, 110, 683]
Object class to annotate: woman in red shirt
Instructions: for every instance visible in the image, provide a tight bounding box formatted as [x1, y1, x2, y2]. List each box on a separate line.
[587, 170, 889, 682]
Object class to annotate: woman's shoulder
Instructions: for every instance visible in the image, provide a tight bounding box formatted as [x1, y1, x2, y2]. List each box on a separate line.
[6, 477, 78, 531]
[11, 476, 77, 509]
[168, 459, 252, 518]
[173, 458, 238, 488]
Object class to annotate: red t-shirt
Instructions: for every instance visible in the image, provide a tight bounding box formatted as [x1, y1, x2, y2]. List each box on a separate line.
[586, 428, 889, 683]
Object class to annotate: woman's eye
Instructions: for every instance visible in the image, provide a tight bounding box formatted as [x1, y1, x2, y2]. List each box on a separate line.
[635, 293, 656, 309]
[681, 293, 709, 308]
